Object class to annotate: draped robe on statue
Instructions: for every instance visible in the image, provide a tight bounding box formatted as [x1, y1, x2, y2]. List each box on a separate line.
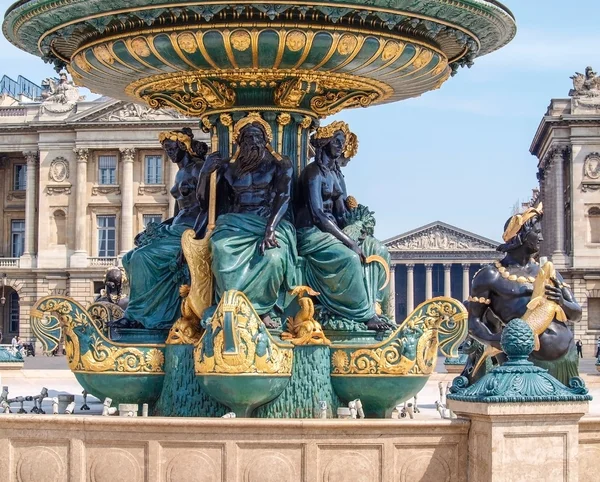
[210, 213, 298, 314]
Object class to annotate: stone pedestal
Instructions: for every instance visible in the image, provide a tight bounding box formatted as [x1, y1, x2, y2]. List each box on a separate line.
[448, 400, 588, 482]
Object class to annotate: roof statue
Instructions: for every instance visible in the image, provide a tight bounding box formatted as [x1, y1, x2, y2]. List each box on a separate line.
[40, 72, 84, 114]
[570, 66, 600, 109]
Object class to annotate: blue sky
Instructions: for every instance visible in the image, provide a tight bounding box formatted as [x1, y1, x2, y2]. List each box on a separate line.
[1, 0, 599, 242]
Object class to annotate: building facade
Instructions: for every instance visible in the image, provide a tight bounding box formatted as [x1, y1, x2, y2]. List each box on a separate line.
[530, 67, 600, 355]
[384, 221, 501, 322]
[0, 77, 207, 342]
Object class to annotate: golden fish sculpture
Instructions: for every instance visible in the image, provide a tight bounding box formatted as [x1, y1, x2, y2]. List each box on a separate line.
[522, 260, 567, 351]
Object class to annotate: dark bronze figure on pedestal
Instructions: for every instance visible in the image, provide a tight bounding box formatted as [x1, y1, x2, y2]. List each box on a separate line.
[462, 204, 582, 385]
[196, 113, 297, 328]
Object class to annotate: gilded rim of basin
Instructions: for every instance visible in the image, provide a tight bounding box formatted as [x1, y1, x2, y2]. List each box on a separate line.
[3, 1, 516, 115]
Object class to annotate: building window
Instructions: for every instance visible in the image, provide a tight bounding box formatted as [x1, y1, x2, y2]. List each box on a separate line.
[9, 292, 19, 333]
[13, 164, 26, 190]
[589, 207, 600, 243]
[588, 297, 600, 330]
[97, 215, 116, 257]
[145, 155, 163, 184]
[143, 214, 163, 228]
[11, 220, 25, 257]
[98, 155, 117, 185]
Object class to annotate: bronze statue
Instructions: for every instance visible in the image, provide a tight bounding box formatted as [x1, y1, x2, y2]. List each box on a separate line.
[462, 204, 582, 384]
[196, 113, 297, 328]
[295, 121, 392, 331]
[95, 266, 128, 309]
[112, 128, 208, 330]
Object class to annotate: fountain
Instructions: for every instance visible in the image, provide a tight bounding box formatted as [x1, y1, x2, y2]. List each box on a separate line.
[4, 0, 515, 418]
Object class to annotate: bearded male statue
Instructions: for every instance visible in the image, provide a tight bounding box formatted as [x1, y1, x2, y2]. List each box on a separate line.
[196, 113, 297, 327]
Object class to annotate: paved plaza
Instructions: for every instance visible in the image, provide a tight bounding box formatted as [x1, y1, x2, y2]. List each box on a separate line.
[3, 355, 600, 419]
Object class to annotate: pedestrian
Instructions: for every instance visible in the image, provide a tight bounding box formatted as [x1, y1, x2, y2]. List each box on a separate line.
[576, 339, 583, 358]
[596, 337, 600, 358]
[11, 335, 17, 349]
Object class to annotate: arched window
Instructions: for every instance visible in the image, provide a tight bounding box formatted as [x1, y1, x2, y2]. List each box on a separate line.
[589, 207, 600, 243]
[51, 210, 67, 245]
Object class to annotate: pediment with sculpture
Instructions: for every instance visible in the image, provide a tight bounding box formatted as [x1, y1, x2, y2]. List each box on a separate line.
[84, 101, 188, 123]
[385, 222, 499, 252]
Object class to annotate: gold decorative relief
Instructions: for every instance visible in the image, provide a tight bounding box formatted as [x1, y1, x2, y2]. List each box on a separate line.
[93, 45, 114, 64]
[413, 49, 434, 69]
[311, 90, 379, 117]
[382, 41, 404, 62]
[195, 290, 293, 375]
[231, 30, 252, 51]
[131, 38, 151, 57]
[178, 33, 198, 54]
[286, 31, 307, 52]
[337, 34, 358, 55]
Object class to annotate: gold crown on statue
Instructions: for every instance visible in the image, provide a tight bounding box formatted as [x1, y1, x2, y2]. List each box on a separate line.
[314, 121, 358, 159]
[502, 203, 543, 242]
[158, 131, 194, 154]
[232, 112, 273, 144]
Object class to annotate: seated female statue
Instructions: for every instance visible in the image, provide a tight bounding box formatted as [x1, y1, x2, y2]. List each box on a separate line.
[295, 121, 393, 331]
[115, 128, 208, 330]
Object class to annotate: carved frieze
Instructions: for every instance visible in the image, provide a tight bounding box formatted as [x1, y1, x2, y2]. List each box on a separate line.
[97, 103, 186, 122]
[49, 157, 69, 182]
[46, 185, 72, 195]
[386, 226, 496, 251]
[7, 191, 26, 201]
[92, 186, 121, 196]
[138, 185, 167, 195]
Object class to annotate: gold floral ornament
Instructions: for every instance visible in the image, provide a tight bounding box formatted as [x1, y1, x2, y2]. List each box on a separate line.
[158, 131, 194, 155]
[231, 30, 252, 51]
[413, 49, 434, 69]
[314, 120, 359, 159]
[502, 203, 543, 242]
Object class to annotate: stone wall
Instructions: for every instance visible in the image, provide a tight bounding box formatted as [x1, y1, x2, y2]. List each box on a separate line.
[579, 417, 600, 478]
[0, 416, 469, 482]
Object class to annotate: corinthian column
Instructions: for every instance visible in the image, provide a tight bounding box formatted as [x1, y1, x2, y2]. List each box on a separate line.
[406, 264, 415, 314]
[425, 263, 433, 300]
[551, 146, 567, 268]
[120, 148, 135, 255]
[388, 263, 396, 320]
[168, 157, 178, 217]
[71, 148, 89, 267]
[444, 263, 452, 297]
[462, 263, 471, 302]
[21, 151, 38, 268]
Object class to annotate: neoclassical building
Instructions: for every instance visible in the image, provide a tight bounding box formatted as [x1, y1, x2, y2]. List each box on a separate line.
[0, 76, 207, 342]
[384, 221, 501, 321]
[530, 67, 600, 355]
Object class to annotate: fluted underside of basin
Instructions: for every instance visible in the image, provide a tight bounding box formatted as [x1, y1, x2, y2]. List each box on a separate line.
[4, 0, 516, 118]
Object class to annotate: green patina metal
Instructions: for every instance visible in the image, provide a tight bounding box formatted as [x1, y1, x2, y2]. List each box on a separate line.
[254, 345, 341, 418]
[154, 345, 228, 417]
[0, 347, 23, 363]
[447, 319, 592, 403]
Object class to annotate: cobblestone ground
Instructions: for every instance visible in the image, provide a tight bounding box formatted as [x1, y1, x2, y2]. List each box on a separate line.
[1, 354, 599, 419]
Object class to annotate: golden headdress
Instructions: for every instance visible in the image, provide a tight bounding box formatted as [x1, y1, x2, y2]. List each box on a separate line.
[158, 130, 194, 155]
[502, 203, 543, 242]
[314, 120, 358, 159]
[230, 112, 282, 161]
[232, 112, 273, 144]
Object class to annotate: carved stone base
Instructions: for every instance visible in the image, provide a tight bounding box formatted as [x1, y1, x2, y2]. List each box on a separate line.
[448, 400, 588, 482]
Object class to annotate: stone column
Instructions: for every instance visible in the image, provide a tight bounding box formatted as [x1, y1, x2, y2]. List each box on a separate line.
[388, 263, 396, 320]
[462, 263, 470, 301]
[168, 158, 178, 217]
[443, 263, 452, 297]
[425, 263, 433, 300]
[21, 151, 38, 268]
[71, 148, 89, 268]
[406, 264, 415, 314]
[551, 146, 567, 268]
[119, 148, 135, 255]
